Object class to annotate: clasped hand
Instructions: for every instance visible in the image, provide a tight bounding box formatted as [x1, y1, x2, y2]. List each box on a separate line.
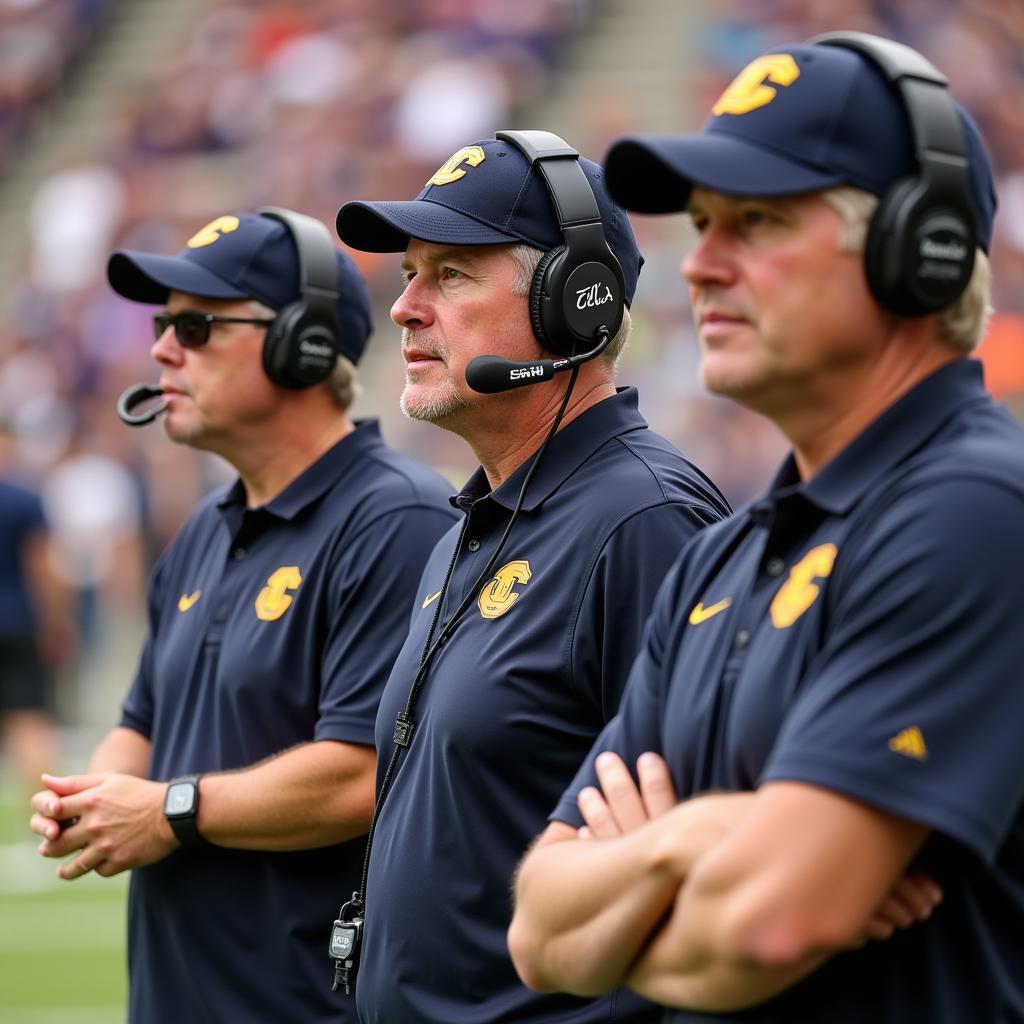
[29, 772, 178, 880]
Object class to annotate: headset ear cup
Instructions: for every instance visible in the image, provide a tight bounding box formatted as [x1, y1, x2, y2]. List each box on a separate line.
[263, 304, 309, 388]
[530, 247, 574, 356]
[261, 308, 290, 387]
[262, 303, 337, 389]
[866, 176, 975, 316]
[864, 176, 918, 314]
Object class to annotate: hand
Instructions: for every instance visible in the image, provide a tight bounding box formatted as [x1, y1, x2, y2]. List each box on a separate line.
[577, 752, 678, 839]
[30, 772, 178, 880]
[852, 872, 943, 947]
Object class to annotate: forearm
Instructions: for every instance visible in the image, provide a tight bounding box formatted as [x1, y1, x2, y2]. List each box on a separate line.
[88, 727, 152, 776]
[512, 790, 757, 995]
[625, 782, 930, 1011]
[625, 889, 827, 1011]
[509, 817, 687, 995]
[196, 739, 375, 851]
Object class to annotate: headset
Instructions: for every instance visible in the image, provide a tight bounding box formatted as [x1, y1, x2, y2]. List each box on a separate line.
[811, 31, 977, 316]
[464, 130, 626, 394]
[257, 206, 342, 389]
[118, 207, 343, 425]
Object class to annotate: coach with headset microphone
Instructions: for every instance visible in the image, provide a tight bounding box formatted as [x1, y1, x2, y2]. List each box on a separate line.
[331, 130, 732, 1023]
[28, 208, 457, 1024]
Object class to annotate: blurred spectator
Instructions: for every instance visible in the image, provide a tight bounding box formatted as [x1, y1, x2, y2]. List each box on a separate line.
[28, 158, 125, 292]
[0, 415, 74, 793]
[40, 429, 145, 655]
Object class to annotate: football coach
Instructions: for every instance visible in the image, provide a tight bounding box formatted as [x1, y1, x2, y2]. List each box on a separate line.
[331, 130, 732, 1022]
[30, 208, 456, 1023]
[509, 32, 1024, 1022]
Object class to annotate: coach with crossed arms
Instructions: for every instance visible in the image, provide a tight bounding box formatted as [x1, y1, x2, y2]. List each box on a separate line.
[509, 33, 1024, 1021]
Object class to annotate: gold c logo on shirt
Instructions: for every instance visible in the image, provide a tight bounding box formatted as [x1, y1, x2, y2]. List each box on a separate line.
[712, 54, 800, 116]
[255, 566, 302, 622]
[478, 560, 532, 619]
[186, 215, 241, 248]
[769, 543, 837, 628]
[428, 146, 486, 186]
[177, 590, 202, 613]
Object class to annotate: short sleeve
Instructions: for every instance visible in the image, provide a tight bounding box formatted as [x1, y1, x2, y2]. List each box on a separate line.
[763, 477, 1024, 862]
[315, 506, 455, 745]
[120, 549, 171, 737]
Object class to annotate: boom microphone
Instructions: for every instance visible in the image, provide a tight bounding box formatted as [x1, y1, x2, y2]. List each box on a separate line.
[117, 384, 167, 426]
[465, 327, 611, 395]
[465, 356, 556, 394]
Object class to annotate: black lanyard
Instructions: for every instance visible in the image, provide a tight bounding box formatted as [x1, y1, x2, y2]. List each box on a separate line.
[329, 368, 582, 995]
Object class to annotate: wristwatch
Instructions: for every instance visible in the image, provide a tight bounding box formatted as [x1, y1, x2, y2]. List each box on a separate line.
[163, 774, 206, 848]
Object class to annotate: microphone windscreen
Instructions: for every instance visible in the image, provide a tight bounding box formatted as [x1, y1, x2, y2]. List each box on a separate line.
[465, 355, 555, 394]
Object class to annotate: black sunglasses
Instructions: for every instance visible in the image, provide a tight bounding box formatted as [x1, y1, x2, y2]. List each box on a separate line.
[153, 311, 276, 349]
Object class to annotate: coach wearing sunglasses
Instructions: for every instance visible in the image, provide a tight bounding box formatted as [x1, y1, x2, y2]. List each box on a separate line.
[29, 210, 456, 1024]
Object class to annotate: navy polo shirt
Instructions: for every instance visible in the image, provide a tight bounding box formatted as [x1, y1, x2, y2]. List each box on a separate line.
[555, 361, 1024, 1022]
[118, 421, 456, 1024]
[357, 388, 731, 1024]
[0, 479, 46, 634]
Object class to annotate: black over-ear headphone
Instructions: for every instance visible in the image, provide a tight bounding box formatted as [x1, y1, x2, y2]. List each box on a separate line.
[257, 206, 342, 388]
[496, 130, 625, 357]
[811, 32, 977, 316]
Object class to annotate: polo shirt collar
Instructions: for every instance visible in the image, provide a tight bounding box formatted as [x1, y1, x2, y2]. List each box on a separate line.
[454, 387, 648, 513]
[218, 419, 385, 522]
[766, 359, 989, 516]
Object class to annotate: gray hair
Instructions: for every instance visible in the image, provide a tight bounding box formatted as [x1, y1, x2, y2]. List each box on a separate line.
[820, 186, 992, 353]
[249, 299, 361, 409]
[507, 244, 632, 370]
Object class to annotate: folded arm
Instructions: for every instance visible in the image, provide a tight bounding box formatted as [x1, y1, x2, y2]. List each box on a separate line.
[624, 780, 930, 1011]
[508, 752, 754, 994]
[510, 755, 936, 1009]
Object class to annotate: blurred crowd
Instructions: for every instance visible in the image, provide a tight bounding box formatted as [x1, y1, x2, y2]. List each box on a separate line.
[0, 0, 112, 169]
[0, 0, 1020, 729]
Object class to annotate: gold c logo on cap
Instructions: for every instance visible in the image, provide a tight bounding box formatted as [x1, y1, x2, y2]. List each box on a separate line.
[187, 215, 241, 248]
[712, 54, 800, 116]
[428, 146, 486, 186]
[478, 560, 531, 619]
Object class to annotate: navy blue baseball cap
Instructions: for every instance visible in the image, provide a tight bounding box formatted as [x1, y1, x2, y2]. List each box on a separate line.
[336, 136, 643, 305]
[107, 212, 373, 364]
[603, 41, 997, 252]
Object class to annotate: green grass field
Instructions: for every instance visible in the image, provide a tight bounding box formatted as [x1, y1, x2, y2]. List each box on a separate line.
[0, 771, 128, 1023]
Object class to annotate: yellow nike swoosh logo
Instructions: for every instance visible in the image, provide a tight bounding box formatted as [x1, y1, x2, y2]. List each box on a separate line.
[688, 597, 731, 625]
[178, 591, 202, 612]
[422, 589, 443, 609]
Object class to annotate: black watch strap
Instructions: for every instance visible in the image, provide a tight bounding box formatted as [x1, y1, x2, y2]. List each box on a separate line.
[164, 774, 207, 848]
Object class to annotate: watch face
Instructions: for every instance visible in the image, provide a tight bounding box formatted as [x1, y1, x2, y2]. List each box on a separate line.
[165, 782, 196, 816]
